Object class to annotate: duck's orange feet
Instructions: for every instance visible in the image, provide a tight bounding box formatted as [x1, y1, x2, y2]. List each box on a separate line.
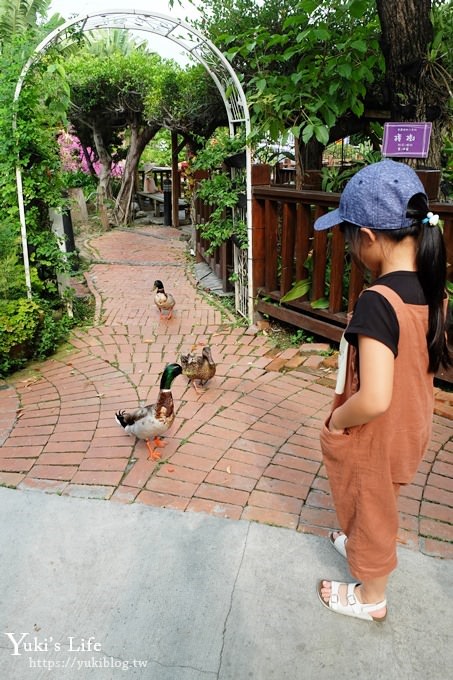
[192, 382, 207, 395]
[153, 436, 167, 448]
[146, 439, 163, 460]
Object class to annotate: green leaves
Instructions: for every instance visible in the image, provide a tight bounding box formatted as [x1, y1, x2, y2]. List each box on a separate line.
[197, 0, 383, 147]
[310, 297, 329, 309]
[350, 39, 368, 53]
[314, 125, 329, 145]
[337, 63, 352, 79]
[0, 25, 74, 373]
[350, 98, 365, 117]
[281, 279, 310, 303]
[302, 124, 314, 144]
[190, 130, 247, 252]
[311, 27, 331, 41]
[299, 0, 319, 14]
[280, 284, 329, 309]
[301, 120, 329, 145]
[348, 0, 369, 19]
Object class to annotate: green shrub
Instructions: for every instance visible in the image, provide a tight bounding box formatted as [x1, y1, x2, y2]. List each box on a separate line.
[0, 298, 74, 377]
[0, 253, 27, 300]
[0, 299, 43, 375]
[34, 304, 73, 360]
[62, 170, 98, 196]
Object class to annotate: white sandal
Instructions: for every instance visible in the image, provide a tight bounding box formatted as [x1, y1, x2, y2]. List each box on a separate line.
[329, 531, 348, 559]
[317, 580, 387, 622]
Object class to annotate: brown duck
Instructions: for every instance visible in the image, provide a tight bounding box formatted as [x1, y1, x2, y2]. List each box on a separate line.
[153, 280, 175, 319]
[180, 345, 216, 394]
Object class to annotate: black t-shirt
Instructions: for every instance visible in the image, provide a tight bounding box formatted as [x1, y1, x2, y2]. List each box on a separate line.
[345, 271, 427, 357]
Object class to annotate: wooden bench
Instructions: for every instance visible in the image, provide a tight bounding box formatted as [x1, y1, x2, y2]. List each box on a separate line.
[135, 191, 188, 218]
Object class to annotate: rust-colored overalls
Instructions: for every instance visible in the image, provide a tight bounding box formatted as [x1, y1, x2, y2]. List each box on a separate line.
[320, 285, 434, 580]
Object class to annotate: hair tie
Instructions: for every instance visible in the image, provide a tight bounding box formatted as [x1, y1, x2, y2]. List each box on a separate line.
[422, 211, 439, 226]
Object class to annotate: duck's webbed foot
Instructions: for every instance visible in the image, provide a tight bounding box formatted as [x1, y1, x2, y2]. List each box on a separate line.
[192, 381, 207, 395]
[146, 438, 165, 460]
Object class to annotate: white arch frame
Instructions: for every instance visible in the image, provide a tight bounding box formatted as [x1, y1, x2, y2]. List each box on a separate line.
[14, 9, 253, 319]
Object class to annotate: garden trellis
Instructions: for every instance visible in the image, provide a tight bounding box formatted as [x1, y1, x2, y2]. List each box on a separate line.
[13, 8, 252, 318]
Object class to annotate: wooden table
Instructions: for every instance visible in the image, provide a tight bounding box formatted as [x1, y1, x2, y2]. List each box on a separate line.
[136, 191, 188, 218]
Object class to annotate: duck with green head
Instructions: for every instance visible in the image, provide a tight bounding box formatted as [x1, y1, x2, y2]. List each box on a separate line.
[115, 363, 182, 460]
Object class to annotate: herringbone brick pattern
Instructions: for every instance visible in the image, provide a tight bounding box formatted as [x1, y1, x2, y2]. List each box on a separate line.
[1, 224, 452, 559]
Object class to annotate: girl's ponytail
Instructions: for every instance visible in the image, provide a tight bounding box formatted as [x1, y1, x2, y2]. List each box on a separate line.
[407, 194, 451, 373]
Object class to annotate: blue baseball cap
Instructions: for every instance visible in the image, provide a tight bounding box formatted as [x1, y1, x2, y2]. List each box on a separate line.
[314, 159, 427, 231]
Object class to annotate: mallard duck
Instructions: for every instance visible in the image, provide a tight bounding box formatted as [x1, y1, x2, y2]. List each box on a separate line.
[153, 279, 175, 319]
[115, 363, 182, 460]
[180, 345, 216, 394]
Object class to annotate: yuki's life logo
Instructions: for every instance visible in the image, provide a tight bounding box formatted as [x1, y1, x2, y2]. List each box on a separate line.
[3, 633, 101, 656]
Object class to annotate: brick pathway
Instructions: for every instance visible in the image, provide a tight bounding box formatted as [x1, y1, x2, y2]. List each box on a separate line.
[1, 224, 452, 559]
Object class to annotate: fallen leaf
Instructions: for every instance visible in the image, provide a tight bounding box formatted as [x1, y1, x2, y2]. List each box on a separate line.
[167, 467, 175, 473]
[226, 466, 231, 474]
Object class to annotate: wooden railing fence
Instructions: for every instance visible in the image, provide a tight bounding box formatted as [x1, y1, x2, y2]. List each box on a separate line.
[251, 186, 453, 341]
[194, 168, 453, 381]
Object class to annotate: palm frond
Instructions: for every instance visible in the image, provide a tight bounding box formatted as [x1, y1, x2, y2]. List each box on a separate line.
[0, 0, 51, 42]
[85, 29, 148, 57]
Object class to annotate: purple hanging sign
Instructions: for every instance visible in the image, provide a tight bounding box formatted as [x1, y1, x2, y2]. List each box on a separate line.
[382, 122, 432, 158]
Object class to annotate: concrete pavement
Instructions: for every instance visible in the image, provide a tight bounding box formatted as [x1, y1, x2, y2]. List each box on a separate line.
[0, 486, 452, 680]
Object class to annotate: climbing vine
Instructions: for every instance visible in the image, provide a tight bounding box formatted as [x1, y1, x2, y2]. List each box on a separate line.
[0, 35, 77, 376]
[190, 131, 247, 251]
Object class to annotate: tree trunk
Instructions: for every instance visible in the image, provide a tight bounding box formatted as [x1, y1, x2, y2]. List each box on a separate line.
[301, 138, 323, 171]
[295, 137, 324, 189]
[112, 122, 159, 226]
[376, 0, 446, 168]
[92, 125, 113, 199]
[294, 137, 303, 189]
[80, 142, 97, 177]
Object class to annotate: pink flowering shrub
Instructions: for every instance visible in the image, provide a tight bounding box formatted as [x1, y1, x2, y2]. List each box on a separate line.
[58, 131, 124, 178]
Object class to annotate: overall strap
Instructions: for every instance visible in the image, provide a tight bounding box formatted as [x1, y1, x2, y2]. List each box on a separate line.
[365, 284, 405, 313]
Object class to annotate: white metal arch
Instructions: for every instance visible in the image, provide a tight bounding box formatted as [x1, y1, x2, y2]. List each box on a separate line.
[14, 9, 253, 318]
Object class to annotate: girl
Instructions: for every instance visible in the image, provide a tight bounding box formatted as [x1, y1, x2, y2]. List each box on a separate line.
[313, 159, 451, 622]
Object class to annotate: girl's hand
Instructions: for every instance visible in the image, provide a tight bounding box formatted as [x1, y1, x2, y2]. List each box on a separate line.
[328, 412, 345, 435]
